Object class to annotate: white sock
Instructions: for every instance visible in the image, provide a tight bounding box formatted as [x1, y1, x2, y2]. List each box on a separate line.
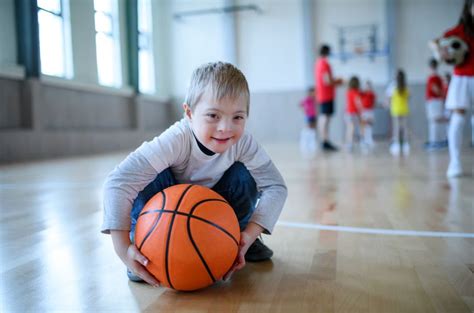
[300, 128, 317, 153]
[308, 128, 317, 151]
[471, 115, 474, 145]
[429, 121, 437, 143]
[300, 128, 308, 152]
[435, 122, 446, 142]
[448, 112, 465, 171]
[365, 126, 373, 145]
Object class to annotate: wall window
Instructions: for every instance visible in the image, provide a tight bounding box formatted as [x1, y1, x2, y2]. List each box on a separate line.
[37, 0, 73, 78]
[138, 0, 155, 94]
[94, 0, 122, 87]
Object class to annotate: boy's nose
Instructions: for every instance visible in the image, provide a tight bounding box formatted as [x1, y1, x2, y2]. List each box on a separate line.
[217, 118, 232, 132]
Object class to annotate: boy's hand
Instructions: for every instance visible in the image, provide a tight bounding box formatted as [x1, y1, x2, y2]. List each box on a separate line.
[126, 244, 161, 287]
[110, 230, 160, 287]
[222, 231, 252, 281]
[223, 222, 264, 281]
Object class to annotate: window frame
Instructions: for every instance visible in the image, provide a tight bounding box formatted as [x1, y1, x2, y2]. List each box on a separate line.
[37, 0, 73, 79]
[137, 0, 156, 94]
[94, 0, 122, 88]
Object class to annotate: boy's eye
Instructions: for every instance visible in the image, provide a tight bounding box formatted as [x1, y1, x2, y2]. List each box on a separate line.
[234, 115, 245, 120]
[206, 113, 218, 119]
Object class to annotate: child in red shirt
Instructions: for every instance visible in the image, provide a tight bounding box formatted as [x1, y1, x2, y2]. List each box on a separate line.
[315, 44, 344, 152]
[424, 58, 446, 150]
[299, 87, 318, 154]
[361, 80, 376, 148]
[345, 76, 362, 151]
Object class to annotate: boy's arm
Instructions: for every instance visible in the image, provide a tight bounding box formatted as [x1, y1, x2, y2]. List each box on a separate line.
[224, 159, 287, 281]
[102, 150, 161, 233]
[103, 151, 170, 285]
[247, 160, 288, 234]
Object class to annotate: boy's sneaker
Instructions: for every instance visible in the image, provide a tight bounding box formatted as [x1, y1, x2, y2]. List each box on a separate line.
[245, 238, 273, 262]
[127, 268, 144, 282]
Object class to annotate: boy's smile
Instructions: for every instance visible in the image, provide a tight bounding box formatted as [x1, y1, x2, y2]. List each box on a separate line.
[184, 90, 248, 154]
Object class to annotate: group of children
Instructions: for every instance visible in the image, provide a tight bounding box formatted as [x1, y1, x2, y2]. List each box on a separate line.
[299, 78, 376, 154]
[299, 59, 461, 158]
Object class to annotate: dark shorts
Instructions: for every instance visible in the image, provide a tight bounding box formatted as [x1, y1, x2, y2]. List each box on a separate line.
[305, 115, 316, 124]
[319, 100, 335, 116]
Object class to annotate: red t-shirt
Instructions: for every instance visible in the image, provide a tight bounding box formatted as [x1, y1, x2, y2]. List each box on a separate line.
[346, 89, 361, 114]
[443, 24, 474, 76]
[425, 74, 444, 100]
[315, 58, 335, 103]
[361, 91, 375, 110]
[442, 81, 449, 98]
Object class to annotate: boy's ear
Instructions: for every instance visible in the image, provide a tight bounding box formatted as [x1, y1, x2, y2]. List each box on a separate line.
[183, 103, 192, 120]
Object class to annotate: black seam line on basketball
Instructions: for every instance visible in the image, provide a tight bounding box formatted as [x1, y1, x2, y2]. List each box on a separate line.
[186, 200, 217, 282]
[141, 207, 239, 247]
[187, 198, 241, 283]
[188, 199, 240, 246]
[137, 191, 166, 252]
[165, 184, 195, 290]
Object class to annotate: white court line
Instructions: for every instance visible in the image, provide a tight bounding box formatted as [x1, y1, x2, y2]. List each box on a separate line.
[277, 221, 474, 238]
[0, 182, 100, 189]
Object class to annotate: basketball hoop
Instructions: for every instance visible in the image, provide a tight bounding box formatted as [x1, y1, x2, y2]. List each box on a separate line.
[354, 46, 365, 55]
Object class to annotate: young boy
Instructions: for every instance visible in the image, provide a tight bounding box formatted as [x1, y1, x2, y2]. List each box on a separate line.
[102, 62, 288, 287]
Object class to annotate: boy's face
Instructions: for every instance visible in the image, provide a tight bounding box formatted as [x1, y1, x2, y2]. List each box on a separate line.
[184, 90, 247, 154]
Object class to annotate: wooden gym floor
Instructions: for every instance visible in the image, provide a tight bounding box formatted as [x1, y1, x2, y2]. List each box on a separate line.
[1, 142, 473, 312]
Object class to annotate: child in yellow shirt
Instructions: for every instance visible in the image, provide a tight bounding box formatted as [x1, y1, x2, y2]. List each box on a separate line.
[386, 70, 410, 156]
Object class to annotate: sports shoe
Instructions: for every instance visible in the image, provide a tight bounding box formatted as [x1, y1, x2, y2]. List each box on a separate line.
[127, 268, 144, 282]
[245, 238, 273, 262]
[322, 141, 339, 152]
[447, 162, 463, 178]
[390, 142, 401, 156]
[402, 142, 410, 155]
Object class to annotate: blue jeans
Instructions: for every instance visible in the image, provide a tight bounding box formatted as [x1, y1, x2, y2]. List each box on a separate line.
[130, 162, 258, 239]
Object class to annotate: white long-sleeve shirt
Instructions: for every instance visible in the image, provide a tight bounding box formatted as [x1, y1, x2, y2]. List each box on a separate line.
[102, 118, 287, 235]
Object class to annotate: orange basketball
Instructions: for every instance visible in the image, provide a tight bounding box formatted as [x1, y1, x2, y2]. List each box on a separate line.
[134, 184, 240, 291]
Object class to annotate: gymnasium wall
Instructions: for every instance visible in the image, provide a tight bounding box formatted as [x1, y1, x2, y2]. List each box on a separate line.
[0, 0, 17, 70]
[0, 76, 171, 162]
[0, 0, 470, 163]
[397, 0, 463, 83]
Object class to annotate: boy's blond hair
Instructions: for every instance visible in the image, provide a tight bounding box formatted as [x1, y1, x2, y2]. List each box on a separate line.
[185, 62, 250, 114]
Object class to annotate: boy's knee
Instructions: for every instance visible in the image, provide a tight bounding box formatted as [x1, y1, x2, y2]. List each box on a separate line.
[228, 162, 255, 186]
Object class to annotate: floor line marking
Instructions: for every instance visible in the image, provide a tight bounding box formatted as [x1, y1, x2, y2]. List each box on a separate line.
[0, 182, 100, 189]
[277, 221, 474, 238]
